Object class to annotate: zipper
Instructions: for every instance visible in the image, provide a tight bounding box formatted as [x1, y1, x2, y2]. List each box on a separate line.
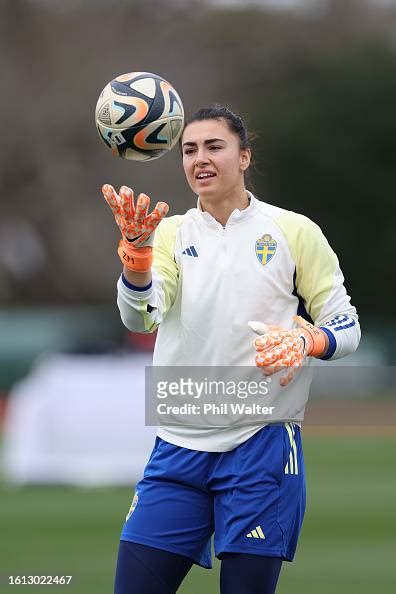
[218, 224, 228, 271]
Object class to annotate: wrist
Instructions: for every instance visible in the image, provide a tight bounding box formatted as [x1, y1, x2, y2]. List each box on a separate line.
[122, 270, 152, 290]
[294, 316, 327, 358]
[117, 240, 153, 273]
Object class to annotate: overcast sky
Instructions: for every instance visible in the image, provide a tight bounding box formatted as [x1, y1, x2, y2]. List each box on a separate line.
[209, 0, 396, 10]
[209, 0, 395, 8]
[28, 0, 396, 13]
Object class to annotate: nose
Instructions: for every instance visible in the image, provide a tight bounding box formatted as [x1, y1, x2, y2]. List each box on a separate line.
[195, 147, 209, 167]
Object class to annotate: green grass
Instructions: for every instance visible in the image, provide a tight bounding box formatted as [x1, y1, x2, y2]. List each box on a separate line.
[1, 437, 395, 593]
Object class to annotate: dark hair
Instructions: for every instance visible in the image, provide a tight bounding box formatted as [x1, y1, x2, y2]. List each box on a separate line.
[180, 104, 255, 191]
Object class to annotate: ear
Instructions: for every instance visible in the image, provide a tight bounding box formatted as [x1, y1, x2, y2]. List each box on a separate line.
[240, 148, 251, 172]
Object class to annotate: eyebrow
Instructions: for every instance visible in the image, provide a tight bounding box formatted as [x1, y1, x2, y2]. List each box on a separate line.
[182, 138, 226, 148]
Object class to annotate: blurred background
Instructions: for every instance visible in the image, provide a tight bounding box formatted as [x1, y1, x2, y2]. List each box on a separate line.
[0, 0, 395, 592]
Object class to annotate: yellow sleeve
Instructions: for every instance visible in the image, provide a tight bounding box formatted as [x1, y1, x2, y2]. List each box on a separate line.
[276, 212, 340, 323]
[117, 215, 182, 333]
[151, 215, 183, 318]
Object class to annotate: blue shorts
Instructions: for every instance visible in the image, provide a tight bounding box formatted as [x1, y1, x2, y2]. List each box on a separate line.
[120, 423, 306, 568]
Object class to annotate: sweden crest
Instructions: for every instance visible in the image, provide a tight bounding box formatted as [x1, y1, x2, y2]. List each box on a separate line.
[255, 234, 277, 266]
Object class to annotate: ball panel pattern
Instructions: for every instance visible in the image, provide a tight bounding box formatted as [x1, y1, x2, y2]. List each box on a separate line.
[95, 72, 184, 161]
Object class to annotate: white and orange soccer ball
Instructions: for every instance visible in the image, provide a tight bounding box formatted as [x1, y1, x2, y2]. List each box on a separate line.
[95, 72, 184, 161]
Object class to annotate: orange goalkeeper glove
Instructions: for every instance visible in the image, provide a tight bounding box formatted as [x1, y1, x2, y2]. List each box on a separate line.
[102, 184, 169, 273]
[249, 316, 328, 386]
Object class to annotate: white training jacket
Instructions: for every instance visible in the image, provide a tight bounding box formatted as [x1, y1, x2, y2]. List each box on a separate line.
[117, 194, 361, 452]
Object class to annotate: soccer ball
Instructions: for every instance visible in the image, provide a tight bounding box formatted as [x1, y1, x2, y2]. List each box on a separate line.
[95, 72, 184, 161]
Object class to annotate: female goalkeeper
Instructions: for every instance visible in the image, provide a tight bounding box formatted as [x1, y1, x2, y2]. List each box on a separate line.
[102, 106, 360, 594]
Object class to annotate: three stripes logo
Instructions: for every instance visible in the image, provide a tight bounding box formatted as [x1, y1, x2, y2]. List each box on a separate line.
[284, 422, 298, 475]
[324, 314, 356, 332]
[125, 493, 138, 522]
[182, 245, 198, 257]
[246, 525, 265, 539]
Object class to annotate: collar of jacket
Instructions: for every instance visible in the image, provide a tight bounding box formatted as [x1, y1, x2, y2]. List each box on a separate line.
[195, 191, 257, 228]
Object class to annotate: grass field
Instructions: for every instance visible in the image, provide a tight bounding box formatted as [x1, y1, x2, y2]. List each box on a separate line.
[1, 436, 395, 594]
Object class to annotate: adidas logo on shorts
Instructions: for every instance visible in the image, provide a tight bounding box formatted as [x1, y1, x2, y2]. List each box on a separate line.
[246, 525, 265, 539]
[284, 422, 298, 475]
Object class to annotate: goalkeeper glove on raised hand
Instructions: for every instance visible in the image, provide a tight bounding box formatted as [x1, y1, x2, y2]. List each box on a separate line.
[249, 316, 328, 386]
[102, 184, 169, 273]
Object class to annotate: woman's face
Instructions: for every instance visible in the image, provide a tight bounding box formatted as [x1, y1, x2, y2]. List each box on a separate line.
[181, 119, 251, 198]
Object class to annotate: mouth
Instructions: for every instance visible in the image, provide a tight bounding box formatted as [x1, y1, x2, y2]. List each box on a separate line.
[195, 171, 216, 181]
